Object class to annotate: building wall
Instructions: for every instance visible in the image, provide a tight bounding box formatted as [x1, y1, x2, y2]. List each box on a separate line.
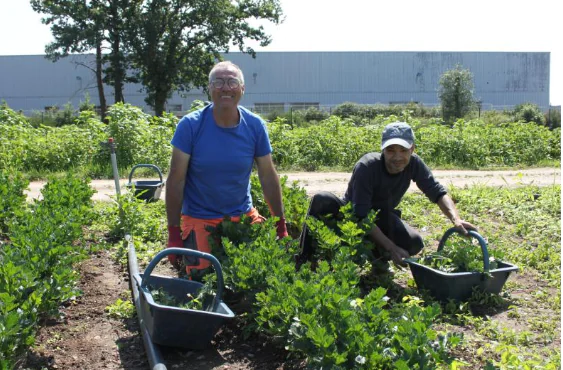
[0, 51, 550, 115]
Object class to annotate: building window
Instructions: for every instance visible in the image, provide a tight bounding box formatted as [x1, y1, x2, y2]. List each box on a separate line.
[167, 104, 183, 112]
[389, 101, 419, 105]
[290, 102, 320, 111]
[254, 103, 285, 114]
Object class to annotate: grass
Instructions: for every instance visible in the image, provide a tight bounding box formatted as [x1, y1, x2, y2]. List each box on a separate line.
[397, 184, 560, 368]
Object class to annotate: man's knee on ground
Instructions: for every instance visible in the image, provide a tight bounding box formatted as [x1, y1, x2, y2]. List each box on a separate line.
[308, 191, 339, 217]
[406, 234, 424, 256]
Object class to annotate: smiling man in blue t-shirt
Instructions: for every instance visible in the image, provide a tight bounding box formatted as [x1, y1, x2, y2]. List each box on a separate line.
[165, 61, 288, 279]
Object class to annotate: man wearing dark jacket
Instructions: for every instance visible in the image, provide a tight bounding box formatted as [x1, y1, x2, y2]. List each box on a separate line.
[298, 121, 476, 267]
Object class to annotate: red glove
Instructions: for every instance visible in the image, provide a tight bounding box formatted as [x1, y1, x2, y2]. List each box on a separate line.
[275, 217, 288, 239]
[167, 225, 183, 265]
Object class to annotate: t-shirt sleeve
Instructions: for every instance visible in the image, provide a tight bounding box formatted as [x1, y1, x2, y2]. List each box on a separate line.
[255, 119, 273, 157]
[171, 114, 195, 155]
[349, 163, 373, 219]
[413, 157, 447, 203]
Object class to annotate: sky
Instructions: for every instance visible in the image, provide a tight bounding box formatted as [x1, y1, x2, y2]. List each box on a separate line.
[1, 0, 560, 106]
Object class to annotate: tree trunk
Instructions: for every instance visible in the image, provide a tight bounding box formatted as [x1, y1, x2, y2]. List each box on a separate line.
[111, 48, 125, 103]
[154, 92, 167, 117]
[95, 42, 107, 122]
[109, 2, 124, 103]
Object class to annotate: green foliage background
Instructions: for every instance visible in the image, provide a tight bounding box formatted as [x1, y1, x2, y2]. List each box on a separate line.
[0, 102, 560, 177]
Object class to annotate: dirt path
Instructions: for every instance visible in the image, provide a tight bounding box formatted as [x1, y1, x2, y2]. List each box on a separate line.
[25, 168, 562, 201]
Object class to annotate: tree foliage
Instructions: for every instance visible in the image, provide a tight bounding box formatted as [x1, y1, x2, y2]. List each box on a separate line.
[31, 0, 283, 117]
[438, 64, 476, 123]
[513, 102, 546, 126]
[124, 0, 283, 115]
[30, 0, 140, 120]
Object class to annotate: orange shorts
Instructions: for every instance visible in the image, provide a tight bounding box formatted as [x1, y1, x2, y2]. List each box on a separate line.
[180, 208, 265, 272]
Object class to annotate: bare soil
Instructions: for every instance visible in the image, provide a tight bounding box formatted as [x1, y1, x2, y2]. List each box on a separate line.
[17, 168, 561, 370]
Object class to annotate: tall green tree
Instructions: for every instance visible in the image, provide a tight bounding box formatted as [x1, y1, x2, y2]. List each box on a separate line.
[30, 0, 139, 119]
[30, 0, 108, 119]
[438, 64, 476, 123]
[31, 0, 282, 117]
[102, 0, 140, 104]
[125, 0, 283, 116]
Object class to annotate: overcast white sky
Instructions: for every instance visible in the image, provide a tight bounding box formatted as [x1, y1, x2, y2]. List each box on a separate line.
[1, 0, 560, 105]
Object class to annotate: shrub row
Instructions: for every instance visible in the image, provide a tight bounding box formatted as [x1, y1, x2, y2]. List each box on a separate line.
[0, 103, 175, 177]
[269, 117, 561, 171]
[1, 103, 560, 175]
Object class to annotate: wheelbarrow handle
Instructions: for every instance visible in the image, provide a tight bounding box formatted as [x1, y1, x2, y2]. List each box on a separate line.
[141, 248, 226, 301]
[437, 227, 490, 272]
[128, 164, 164, 183]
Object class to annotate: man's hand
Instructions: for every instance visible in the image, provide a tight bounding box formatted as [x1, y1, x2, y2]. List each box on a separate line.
[437, 195, 477, 236]
[275, 217, 289, 239]
[388, 245, 410, 266]
[452, 219, 477, 235]
[167, 225, 183, 265]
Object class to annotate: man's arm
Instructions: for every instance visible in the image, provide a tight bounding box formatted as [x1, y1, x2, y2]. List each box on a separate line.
[437, 194, 476, 234]
[254, 153, 284, 218]
[166, 147, 190, 227]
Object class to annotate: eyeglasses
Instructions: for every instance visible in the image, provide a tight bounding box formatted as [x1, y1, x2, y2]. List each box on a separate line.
[210, 78, 242, 89]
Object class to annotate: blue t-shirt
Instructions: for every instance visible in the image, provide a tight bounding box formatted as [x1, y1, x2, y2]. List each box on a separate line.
[171, 104, 272, 218]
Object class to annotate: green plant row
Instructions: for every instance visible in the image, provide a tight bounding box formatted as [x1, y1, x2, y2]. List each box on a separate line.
[0, 171, 95, 369]
[264, 101, 560, 129]
[205, 205, 460, 369]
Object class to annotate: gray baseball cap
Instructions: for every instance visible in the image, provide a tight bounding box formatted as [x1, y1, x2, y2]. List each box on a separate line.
[381, 122, 415, 150]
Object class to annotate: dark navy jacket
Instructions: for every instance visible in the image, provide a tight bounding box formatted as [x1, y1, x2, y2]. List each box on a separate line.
[343, 152, 447, 218]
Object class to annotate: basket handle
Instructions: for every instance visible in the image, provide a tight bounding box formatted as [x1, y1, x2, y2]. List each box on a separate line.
[128, 164, 164, 183]
[437, 227, 490, 272]
[141, 248, 225, 301]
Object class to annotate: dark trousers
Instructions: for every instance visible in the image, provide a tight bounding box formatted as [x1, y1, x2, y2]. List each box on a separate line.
[298, 191, 424, 261]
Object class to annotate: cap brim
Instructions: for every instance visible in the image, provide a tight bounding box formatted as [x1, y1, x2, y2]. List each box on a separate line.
[381, 138, 413, 150]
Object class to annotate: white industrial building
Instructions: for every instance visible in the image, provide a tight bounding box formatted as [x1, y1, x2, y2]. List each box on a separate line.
[0, 51, 551, 115]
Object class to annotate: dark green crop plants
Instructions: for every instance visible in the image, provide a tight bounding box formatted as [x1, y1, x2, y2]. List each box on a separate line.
[149, 281, 215, 311]
[416, 236, 500, 273]
[208, 199, 460, 369]
[0, 172, 94, 369]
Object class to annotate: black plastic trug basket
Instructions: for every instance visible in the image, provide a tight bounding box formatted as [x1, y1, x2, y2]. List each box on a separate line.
[406, 228, 519, 302]
[125, 164, 165, 202]
[133, 248, 234, 349]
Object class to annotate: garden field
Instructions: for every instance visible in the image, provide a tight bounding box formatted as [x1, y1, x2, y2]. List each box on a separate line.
[0, 102, 561, 369]
[1, 172, 560, 370]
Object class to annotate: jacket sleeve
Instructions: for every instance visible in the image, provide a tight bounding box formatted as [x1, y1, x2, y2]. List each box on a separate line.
[413, 156, 447, 203]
